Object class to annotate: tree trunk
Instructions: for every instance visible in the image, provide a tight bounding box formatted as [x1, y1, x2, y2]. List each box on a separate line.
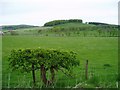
[32, 64, 36, 84]
[85, 60, 88, 80]
[40, 64, 47, 85]
[50, 66, 55, 83]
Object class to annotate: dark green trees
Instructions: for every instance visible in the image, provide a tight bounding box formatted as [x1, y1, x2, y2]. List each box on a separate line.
[44, 19, 83, 26]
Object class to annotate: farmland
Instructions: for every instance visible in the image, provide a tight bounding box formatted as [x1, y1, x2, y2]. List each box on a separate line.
[2, 22, 118, 88]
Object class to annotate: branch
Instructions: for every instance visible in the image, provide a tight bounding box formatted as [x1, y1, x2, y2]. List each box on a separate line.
[59, 68, 75, 78]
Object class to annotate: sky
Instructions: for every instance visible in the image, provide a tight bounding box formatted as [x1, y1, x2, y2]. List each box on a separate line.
[0, 0, 119, 26]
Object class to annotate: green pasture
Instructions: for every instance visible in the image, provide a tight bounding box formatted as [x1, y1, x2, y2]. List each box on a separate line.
[2, 36, 118, 88]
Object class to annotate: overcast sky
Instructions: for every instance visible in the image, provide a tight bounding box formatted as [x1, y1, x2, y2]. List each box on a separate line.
[0, 0, 119, 26]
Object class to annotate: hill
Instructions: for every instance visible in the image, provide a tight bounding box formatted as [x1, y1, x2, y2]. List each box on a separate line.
[44, 19, 117, 28]
[47, 21, 118, 37]
[1, 19, 118, 37]
[2, 24, 39, 30]
[44, 19, 83, 26]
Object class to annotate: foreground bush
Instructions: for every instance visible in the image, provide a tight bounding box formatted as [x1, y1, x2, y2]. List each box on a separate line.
[8, 48, 79, 86]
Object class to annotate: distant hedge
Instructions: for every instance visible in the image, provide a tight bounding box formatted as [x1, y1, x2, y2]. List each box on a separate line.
[88, 22, 109, 25]
[2, 25, 38, 30]
[44, 19, 83, 26]
[88, 22, 118, 28]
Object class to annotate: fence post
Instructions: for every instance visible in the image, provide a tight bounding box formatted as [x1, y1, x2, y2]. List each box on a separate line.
[85, 60, 88, 80]
[32, 64, 36, 84]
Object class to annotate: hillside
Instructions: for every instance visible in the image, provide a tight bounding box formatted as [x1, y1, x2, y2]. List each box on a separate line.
[1, 19, 118, 37]
[44, 19, 118, 28]
[2, 24, 39, 30]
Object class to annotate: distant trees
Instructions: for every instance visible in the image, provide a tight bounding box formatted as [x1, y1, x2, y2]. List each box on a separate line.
[44, 19, 83, 26]
[88, 22, 109, 25]
[2, 25, 38, 30]
[88, 22, 118, 29]
[48, 25, 118, 37]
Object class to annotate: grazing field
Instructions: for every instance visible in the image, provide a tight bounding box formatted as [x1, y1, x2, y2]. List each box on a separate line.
[2, 35, 118, 88]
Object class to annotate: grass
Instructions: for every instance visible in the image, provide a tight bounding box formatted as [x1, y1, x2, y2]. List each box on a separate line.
[2, 35, 118, 88]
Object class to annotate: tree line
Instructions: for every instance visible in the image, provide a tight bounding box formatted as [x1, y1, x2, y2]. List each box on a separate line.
[2, 25, 38, 30]
[88, 22, 118, 28]
[44, 19, 83, 26]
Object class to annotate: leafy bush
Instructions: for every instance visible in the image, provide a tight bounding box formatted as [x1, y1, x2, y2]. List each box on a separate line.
[10, 31, 19, 35]
[8, 48, 79, 86]
[103, 64, 111, 67]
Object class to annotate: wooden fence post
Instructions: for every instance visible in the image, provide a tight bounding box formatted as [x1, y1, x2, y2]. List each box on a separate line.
[85, 60, 88, 80]
[32, 64, 36, 84]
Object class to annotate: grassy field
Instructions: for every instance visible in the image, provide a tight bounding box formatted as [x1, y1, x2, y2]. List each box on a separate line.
[2, 35, 118, 88]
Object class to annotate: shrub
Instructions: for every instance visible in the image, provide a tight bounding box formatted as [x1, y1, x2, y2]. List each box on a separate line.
[8, 48, 79, 86]
[10, 31, 19, 35]
[103, 64, 111, 67]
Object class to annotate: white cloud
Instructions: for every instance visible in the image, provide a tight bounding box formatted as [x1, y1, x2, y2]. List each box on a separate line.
[0, 0, 119, 25]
